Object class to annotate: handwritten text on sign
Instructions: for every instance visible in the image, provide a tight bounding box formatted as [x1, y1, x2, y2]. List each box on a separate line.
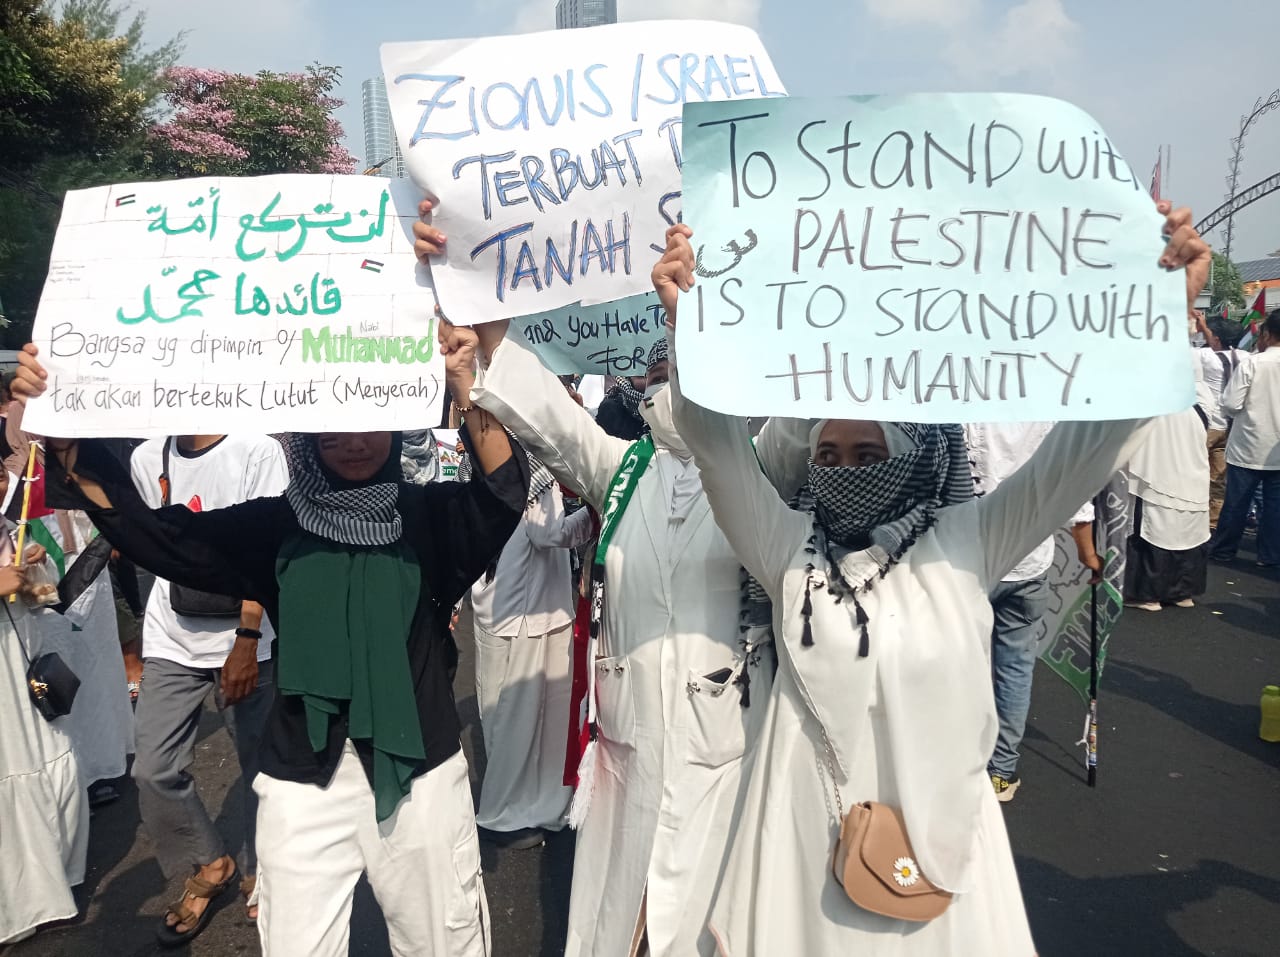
[675, 94, 1193, 422]
[518, 292, 664, 376]
[26, 175, 444, 438]
[380, 20, 785, 325]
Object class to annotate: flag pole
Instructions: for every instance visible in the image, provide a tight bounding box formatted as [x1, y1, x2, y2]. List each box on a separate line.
[1087, 580, 1098, 787]
[10, 442, 39, 604]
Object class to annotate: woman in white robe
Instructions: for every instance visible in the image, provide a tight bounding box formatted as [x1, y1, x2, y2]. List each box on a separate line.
[457, 322, 805, 957]
[470, 459, 594, 838]
[31, 510, 131, 786]
[1123, 380, 1211, 610]
[0, 520, 90, 944]
[653, 203, 1209, 955]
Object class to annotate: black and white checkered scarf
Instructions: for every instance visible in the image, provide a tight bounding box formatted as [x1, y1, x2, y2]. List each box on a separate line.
[807, 423, 971, 556]
[612, 376, 645, 409]
[740, 422, 973, 647]
[283, 433, 402, 547]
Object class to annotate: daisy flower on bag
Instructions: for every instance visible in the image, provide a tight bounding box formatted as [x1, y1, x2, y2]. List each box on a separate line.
[893, 857, 920, 887]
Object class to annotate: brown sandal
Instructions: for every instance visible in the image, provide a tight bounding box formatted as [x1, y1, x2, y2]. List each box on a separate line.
[155, 867, 238, 948]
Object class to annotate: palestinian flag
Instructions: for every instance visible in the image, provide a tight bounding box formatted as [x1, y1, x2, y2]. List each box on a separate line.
[1241, 290, 1267, 333]
[360, 259, 384, 273]
[115, 193, 136, 207]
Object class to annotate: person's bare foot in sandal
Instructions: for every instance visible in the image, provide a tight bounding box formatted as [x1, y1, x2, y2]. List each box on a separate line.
[157, 855, 236, 946]
[241, 875, 259, 922]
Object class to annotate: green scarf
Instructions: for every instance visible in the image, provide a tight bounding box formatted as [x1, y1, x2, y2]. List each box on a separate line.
[276, 532, 426, 821]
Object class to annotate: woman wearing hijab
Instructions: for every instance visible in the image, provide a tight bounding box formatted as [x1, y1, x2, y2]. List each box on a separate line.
[11, 323, 527, 957]
[651, 203, 1210, 955]
[468, 449, 594, 847]
[415, 204, 812, 957]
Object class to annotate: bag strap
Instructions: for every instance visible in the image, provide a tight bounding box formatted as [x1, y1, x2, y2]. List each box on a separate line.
[3, 591, 34, 671]
[1217, 352, 1235, 398]
[160, 438, 173, 507]
[817, 721, 846, 823]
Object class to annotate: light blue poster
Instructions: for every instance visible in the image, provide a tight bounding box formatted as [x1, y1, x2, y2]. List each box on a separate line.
[517, 291, 665, 375]
[676, 93, 1194, 422]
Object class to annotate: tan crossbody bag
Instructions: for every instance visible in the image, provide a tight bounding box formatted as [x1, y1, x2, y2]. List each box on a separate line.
[820, 727, 953, 922]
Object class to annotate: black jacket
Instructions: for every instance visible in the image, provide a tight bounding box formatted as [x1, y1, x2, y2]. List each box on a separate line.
[47, 435, 528, 789]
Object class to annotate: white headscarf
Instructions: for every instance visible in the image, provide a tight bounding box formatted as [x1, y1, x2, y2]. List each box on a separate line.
[640, 385, 702, 523]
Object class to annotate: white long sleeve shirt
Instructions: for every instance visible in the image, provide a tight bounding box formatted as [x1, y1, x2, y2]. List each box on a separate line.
[470, 483, 594, 637]
[1223, 347, 1280, 470]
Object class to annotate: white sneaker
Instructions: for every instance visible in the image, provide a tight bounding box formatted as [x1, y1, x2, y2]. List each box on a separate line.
[1175, 598, 1195, 608]
[1127, 601, 1162, 612]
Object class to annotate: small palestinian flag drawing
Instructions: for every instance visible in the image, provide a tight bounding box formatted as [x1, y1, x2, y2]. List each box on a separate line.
[360, 259, 384, 274]
[115, 194, 137, 207]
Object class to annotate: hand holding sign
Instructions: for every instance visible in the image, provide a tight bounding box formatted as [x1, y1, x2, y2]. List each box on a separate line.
[675, 93, 1205, 423]
[651, 224, 696, 323]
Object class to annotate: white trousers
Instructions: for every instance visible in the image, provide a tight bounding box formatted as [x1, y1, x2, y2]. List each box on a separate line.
[255, 743, 489, 957]
[473, 620, 573, 831]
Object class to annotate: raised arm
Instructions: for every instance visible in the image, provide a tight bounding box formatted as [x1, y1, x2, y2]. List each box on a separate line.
[408, 425, 529, 609]
[414, 206, 628, 510]
[44, 439, 285, 603]
[655, 225, 809, 588]
[525, 484, 596, 550]
[976, 418, 1149, 587]
[754, 416, 817, 503]
[467, 321, 631, 511]
[980, 200, 1211, 587]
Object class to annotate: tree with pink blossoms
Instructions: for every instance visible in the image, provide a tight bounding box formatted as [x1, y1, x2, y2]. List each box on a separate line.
[148, 63, 356, 176]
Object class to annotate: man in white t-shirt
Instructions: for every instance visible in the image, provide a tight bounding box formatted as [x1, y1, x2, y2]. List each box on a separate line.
[128, 433, 288, 943]
[1195, 314, 1248, 528]
[1210, 310, 1280, 566]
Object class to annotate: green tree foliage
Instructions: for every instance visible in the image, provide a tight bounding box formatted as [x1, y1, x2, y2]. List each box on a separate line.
[0, 1, 181, 344]
[1209, 251, 1245, 314]
[0, 0, 149, 190]
[146, 64, 357, 177]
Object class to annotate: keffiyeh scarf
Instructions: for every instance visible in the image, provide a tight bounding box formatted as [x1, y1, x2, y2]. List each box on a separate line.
[282, 433, 402, 547]
[808, 422, 972, 556]
[741, 422, 973, 650]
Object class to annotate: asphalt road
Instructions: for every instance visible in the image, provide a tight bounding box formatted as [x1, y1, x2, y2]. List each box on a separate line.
[7, 540, 1278, 957]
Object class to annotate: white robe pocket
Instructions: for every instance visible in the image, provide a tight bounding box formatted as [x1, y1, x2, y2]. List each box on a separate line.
[685, 667, 749, 769]
[594, 655, 636, 748]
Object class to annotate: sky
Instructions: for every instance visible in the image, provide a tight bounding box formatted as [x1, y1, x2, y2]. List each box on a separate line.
[130, 0, 1280, 262]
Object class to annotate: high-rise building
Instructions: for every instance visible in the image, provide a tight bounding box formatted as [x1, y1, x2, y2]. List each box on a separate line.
[361, 77, 406, 179]
[555, 0, 618, 30]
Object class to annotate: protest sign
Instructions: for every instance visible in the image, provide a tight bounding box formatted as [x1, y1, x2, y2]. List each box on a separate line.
[675, 94, 1194, 422]
[25, 175, 444, 438]
[1036, 475, 1128, 702]
[380, 20, 786, 326]
[517, 291, 665, 375]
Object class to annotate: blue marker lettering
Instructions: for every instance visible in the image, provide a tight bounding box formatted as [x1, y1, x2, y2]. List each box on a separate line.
[452, 151, 517, 220]
[494, 168, 528, 209]
[397, 74, 477, 143]
[726, 56, 752, 96]
[470, 222, 534, 302]
[580, 64, 612, 118]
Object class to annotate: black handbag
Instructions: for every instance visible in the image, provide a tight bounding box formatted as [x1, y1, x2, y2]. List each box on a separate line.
[26, 651, 81, 720]
[160, 441, 242, 618]
[5, 602, 80, 721]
